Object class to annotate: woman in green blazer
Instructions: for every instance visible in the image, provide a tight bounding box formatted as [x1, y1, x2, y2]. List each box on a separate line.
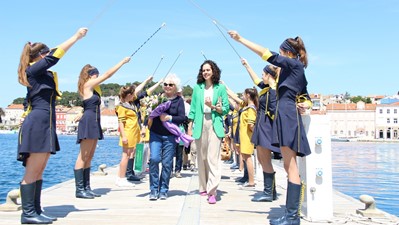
[188, 60, 229, 204]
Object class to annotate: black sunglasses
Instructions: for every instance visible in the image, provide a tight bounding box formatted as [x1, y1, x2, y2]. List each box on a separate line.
[163, 83, 175, 87]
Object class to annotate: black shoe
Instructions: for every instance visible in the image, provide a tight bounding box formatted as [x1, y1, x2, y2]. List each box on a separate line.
[149, 190, 158, 201]
[127, 175, 142, 182]
[159, 192, 168, 200]
[83, 168, 101, 197]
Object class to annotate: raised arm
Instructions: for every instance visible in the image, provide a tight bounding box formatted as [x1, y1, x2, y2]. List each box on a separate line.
[85, 57, 131, 89]
[228, 30, 267, 58]
[146, 78, 163, 95]
[57, 27, 88, 52]
[221, 81, 242, 104]
[241, 58, 261, 84]
[135, 75, 153, 95]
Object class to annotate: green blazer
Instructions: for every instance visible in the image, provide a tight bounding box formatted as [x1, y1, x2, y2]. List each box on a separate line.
[188, 83, 229, 139]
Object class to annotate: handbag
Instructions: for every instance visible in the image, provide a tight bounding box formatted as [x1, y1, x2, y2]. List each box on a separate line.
[134, 142, 145, 172]
[220, 138, 231, 161]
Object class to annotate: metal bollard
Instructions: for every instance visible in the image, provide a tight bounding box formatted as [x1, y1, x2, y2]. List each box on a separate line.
[356, 194, 385, 218]
[0, 189, 21, 211]
[92, 164, 108, 176]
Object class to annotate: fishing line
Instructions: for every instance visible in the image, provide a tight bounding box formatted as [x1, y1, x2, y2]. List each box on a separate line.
[163, 50, 183, 79]
[212, 21, 242, 60]
[87, 0, 118, 28]
[201, 51, 207, 60]
[187, 0, 228, 32]
[130, 23, 166, 58]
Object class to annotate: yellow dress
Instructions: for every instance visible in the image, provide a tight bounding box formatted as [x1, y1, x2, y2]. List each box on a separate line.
[116, 103, 141, 148]
[238, 105, 256, 155]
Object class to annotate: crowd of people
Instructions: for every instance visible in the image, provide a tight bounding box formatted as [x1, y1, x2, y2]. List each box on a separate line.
[16, 26, 311, 225]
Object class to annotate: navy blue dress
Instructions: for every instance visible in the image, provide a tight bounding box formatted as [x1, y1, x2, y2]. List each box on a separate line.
[266, 51, 311, 157]
[251, 83, 280, 153]
[18, 48, 63, 166]
[77, 91, 103, 143]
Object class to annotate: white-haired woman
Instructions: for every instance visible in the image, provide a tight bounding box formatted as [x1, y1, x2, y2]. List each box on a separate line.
[148, 74, 187, 200]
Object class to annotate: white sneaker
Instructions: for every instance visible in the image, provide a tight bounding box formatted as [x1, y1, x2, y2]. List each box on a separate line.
[115, 177, 135, 187]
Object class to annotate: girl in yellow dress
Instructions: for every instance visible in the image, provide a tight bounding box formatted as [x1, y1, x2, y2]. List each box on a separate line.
[115, 85, 141, 187]
[226, 86, 258, 188]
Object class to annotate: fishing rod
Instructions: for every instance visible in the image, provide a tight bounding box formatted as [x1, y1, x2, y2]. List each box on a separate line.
[212, 21, 242, 60]
[187, 0, 228, 32]
[188, 0, 242, 60]
[152, 55, 164, 76]
[201, 51, 207, 60]
[162, 50, 183, 79]
[87, 0, 118, 28]
[130, 22, 166, 58]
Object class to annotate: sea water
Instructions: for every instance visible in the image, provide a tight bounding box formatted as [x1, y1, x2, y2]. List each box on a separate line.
[0, 134, 398, 217]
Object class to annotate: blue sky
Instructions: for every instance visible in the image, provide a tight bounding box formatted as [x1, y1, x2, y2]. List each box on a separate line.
[1, 0, 398, 108]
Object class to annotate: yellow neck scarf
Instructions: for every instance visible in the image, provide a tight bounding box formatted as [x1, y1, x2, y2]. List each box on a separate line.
[94, 85, 102, 96]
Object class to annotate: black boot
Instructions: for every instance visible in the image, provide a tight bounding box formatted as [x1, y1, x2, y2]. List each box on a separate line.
[252, 172, 276, 202]
[125, 158, 134, 178]
[236, 161, 248, 183]
[35, 180, 57, 221]
[84, 167, 101, 197]
[126, 158, 141, 182]
[74, 169, 94, 199]
[20, 182, 53, 224]
[270, 181, 302, 225]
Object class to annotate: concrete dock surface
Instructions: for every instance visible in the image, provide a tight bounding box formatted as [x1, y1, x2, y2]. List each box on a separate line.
[1, 160, 398, 225]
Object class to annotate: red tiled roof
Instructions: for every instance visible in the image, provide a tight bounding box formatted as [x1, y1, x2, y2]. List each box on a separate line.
[101, 108, 116, 116]
[7, 104, 24, 109]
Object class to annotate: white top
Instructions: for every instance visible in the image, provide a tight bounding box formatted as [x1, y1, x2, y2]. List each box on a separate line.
[203, 86, 213, 113]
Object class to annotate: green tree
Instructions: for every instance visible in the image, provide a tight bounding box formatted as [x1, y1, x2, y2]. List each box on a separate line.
[57, 91, 82, 107]
[182, 85, 193, 97]
[13, 97, 25, 104]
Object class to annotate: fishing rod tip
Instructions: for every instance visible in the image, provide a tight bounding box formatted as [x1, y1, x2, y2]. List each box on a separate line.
[179, 50, 184, 54]
[212, 20, 217, 24]
[161, 22, 166, 27]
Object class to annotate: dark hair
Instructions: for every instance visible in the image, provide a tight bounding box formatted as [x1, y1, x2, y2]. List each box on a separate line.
[286, 37, 308, 68]
[119, 85, 136, 102]
[245, 87, 259, 109]
[196, 60, 221, 84]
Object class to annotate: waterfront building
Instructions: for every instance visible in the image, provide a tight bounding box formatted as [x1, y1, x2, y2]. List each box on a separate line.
[55, 105, 69, 133]
[325, 101, 376, 139]
[101, 108, 118, 134]
[65, 106, 83, 133]
[2, 104, 24, 127]
[375, 102, 399, 139]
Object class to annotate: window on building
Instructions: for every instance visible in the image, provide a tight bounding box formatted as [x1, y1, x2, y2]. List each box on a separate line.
[379, 109, 383, 114]
[334, 131, 337, 135]
[394, 118, 398, 124]
[395, 109, 398, 114]
[387, 118, 390, 124]
[387, 109, 390, 114]
[348, 131, 351, 136]
[366, 131, 369, 136]
[340, 130, 343, 135]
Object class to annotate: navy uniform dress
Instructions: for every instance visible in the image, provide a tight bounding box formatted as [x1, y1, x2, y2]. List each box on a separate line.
[77, 90, 103, 143]
[251, 81, 280, 153]
[18, 48, 65, 166]
[263, 51, 311, 157]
